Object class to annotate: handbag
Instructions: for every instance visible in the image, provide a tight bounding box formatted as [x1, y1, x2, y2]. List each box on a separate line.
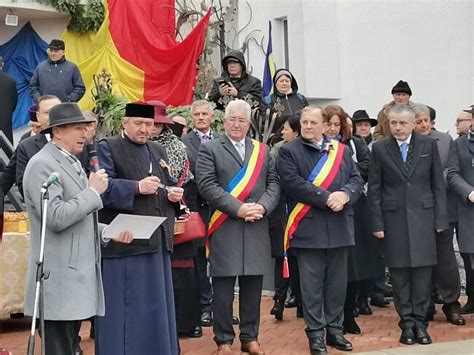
[174, 197, 207, 245]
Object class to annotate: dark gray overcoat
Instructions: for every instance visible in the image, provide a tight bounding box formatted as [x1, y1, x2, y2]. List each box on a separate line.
[196, 135, 280, 277]
[368, 132, 448, 268]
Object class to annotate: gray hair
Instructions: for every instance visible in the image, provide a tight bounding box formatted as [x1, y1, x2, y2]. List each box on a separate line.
[300, 105, 326, 120]
[388, 104, 415, 119]
[82, 111, 98, 123]
[411, 103, 430, 118]
[191, 99, 213, 114]
[225, 99, 251, 121]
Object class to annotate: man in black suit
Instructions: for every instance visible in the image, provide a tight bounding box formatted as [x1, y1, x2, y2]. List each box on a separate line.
[0, 58, 17, 144]
[369, 105, 448, 346]
[1, 95, 61, 196]
[182, 99, 219, 327]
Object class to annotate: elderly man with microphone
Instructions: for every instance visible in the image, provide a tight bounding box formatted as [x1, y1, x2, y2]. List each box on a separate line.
[22, 103, 133, 355]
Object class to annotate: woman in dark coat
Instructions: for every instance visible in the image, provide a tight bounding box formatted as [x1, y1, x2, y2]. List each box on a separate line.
[263, 69, 308, 146]
[269, 113, 302, 320]
[324, 105, 378, 334]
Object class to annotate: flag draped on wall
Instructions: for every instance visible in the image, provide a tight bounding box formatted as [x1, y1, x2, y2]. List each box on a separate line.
[262, 21, 276, 98]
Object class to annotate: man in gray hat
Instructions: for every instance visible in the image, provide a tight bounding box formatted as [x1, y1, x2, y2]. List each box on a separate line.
[22, 102, 132, 355]
[29, 39, 85, 103]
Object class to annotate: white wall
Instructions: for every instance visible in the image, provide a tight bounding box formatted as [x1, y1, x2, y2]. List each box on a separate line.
[238, 0, 473, 135]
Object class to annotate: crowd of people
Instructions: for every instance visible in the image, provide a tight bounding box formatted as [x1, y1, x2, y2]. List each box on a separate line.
[0, 39, 473, 355]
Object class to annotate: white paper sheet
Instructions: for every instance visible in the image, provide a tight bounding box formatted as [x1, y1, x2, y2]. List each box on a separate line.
[104, 214, 167, 240]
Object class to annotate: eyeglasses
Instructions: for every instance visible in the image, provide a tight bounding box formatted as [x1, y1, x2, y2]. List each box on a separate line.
[455, 119, 471, 126]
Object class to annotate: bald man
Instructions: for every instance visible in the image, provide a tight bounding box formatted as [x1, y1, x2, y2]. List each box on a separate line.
[455, 111, 472, 137]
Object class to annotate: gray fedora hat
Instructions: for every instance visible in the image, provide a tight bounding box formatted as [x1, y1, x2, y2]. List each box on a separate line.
[40, 103, 95, 134]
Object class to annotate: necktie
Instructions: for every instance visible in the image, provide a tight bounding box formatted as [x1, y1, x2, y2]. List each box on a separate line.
[400, 142, 408, 163]
[201, 134, 209, 142]
[236, 142, 245, 161]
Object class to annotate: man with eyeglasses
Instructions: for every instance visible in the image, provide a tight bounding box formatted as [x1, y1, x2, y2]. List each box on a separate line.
[455, 109, 473, 137]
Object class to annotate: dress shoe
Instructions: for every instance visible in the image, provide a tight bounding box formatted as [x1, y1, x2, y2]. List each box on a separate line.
[357, 298, 372, 315]
[201, 311, 213, 327]
[285, 296, 298, 308]
[399, 328, 416, 345]
[270, 299, 284, 321]
[442, 304, 466, 326]
[232, 316, 240, 325]
[216, 344, 233, 355]
[415, 328, 432, 345]
[326, 334, 352, 351]
[183, 326, 203, 338]
[241, 341, 265, 354]
[461, 300, 474, 314]
[370, 294, 390, 308]
[353, 308, 359, 317]
[75, 344, 84, 355]
[344, 316, 361, 335]
[309, 338, 327, 354]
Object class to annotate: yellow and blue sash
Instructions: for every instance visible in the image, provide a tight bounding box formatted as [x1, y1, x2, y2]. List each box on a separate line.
[283, 140, 345, 277]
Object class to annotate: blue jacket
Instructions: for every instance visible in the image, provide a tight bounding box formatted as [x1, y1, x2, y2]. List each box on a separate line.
[277, 137, 363, 249]
[29, 57, 85, 103]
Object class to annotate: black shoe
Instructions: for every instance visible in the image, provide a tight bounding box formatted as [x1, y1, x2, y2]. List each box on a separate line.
[326, 334, 352, 351]
[232, 315, 240, 325]
[201, 311, 213, 327]
[399, 328, 416, 345]
[415, 328, 432, 345]
[75, 344, 83, 355]
[344, 316, 361, 335]
[309, 338, 327, 354]
[357, 298, 372, 315]
[296, 304, 303, 318]
[270, 299, 285, 321]
[353, 308, 359, 317]
[285, 296, 298, 308]
[461, 300, 474, 314]
[370, 294, 390, 308]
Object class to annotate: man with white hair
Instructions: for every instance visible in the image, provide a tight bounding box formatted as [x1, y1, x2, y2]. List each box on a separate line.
[196, 99, 280, 354]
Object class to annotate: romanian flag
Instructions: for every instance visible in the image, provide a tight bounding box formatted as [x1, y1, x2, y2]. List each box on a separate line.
[61, 0, 211, 110]
[282, 140, 345, 278]
[262, 21, 276, 97]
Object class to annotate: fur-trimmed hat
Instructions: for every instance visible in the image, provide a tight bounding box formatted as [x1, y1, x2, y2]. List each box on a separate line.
[391, 80, 412, 96]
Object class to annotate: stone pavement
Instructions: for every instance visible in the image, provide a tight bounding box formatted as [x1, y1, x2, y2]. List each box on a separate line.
[1, 296, 473, 354]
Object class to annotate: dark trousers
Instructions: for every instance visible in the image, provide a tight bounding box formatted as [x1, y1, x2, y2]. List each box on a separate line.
[296, 247, 349, 339]
[43, 320, 81, 355]
[194, 246, 213, 313]
[433, 225, 461, 307]
[461, 252, 474, 300]
[172, 266, 201, 335]
[213, 275, 263, 345]
[273, 255, 300, 302]
[390, 266, 432, 331]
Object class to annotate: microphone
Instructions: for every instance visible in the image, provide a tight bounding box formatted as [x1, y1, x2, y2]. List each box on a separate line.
[42, 172, 60, 189]
[86, 142, 100, 173]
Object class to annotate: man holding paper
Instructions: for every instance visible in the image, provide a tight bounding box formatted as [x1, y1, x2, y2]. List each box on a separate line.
[96, 102, 183, 355]
[196, 99, 280, 355]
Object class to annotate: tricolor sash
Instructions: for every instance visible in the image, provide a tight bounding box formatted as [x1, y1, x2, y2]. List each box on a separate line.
[206, 139, 266, 255]
[282, 140, 345, 278]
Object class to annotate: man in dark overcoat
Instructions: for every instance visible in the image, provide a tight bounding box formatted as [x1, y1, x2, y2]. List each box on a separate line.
[368, 104, 448, 346]
[182, 99, 220, 327]
[196, 99, 279, 355]
[277, 106, 363, 355]
[448, 105, 474, 314]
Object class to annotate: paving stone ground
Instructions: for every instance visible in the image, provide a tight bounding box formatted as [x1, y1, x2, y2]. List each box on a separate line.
[1, 296, 473, 354]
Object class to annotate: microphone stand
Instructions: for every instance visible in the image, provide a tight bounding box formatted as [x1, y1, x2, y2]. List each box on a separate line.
[27, 187, 50, 355]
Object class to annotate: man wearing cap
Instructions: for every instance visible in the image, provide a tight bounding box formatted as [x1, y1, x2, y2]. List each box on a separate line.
[22, 102, 133, 355]
[29, 39, 85, 103]
[448, 105, 474, 315]
[96, 102, 183, 355]
[412, 103, 465, 326]
[208, 50, 262, 110]
[373, 80, 412, 140]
